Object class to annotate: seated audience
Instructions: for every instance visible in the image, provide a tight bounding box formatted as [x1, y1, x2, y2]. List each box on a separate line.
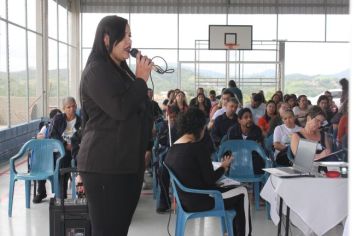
[208, 90, 235, 129]
[324, 90, 338, 114]
[34, 97, 81, 203]
[36, 108, 62, 139]
[171, 90, 189, 114]
[271, 93, 282, 106]
[267, 102, 291, 137]
[211, 97, 239, 147]
[317, 95, 334, 124]
[290, 106, 332, 161]
[190, 92, 210, 118]
[227, 80, 243, 105]
[244, 93, 265, 124]
[258, 90, 267, 104]
[293, 95, 310, 127]
[189, 87, 211, 111]
[275, 90, 283, 102]
[257, 100, 277, 137]
[156, 106, 180, 213]
[50, 97, 81, 197]
[209, 90, 219, 108]
[285, 94, 297, 108]
[162, 90, 175, 118]
[147, 88, 163, 121]
[339, 78, 349, 107]
[210, 98, 223, 120]
[273, 110, 301, 165]
[216, 87, 226, 100]
[165, 108, 251, 236]
[336, 100, 348, 148]
[227, 108, 265, 174]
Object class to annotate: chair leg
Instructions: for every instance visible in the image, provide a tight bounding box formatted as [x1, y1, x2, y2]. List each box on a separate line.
[25, 180, 31, 209]
[54, 173, 60, 198]
[175, 211, 187, 236]
[254, 182, 260, 210]
[220, 217, 226, 235]
[33, 180, 37, 198]
[8, 178, 16, 217]
[266, 202, 271, 220]
[225, 210, 236, 236]
[71, 172, 76, 199]
[49, 178, 54, 193]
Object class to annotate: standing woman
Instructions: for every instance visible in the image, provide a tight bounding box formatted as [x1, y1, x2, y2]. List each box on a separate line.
[77, 15, 153, 236]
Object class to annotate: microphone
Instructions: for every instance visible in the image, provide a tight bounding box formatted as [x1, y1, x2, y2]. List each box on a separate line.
[129, 48, 175, 75]
[130, 48, 154, 67]
[129, 48, 141, 59]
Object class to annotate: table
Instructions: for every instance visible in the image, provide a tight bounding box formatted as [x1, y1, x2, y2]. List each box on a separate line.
[260, 175, 348, 236]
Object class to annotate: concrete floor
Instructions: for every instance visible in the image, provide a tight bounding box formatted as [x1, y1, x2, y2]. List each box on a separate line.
[0, 161, 344, 236]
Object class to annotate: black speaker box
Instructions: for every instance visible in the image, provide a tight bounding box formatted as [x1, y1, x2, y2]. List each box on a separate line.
[49, 167, 91, 236]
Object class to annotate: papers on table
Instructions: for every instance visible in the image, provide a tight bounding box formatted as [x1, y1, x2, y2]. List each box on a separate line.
[314, 161, 348, 167]
[212, 161, 221, 170]
[212, 161, 240, 186]
[217, 177, 241, 187]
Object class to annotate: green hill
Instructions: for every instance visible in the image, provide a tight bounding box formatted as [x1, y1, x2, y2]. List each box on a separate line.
[0, 68, 349, 100]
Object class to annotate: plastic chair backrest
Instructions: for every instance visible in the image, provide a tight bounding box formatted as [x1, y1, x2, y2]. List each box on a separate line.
[165, 165, 186, 211]
[264, 134, 274, 159]
[220, 134, 228, 144]
[23, 139, 65, 175]
[163, 162, 225, 212]
[217, 140, 270, 178]
[286, 145, 294, 164]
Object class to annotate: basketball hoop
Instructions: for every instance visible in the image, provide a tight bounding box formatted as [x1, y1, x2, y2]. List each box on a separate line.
[224, 43, 239, 50]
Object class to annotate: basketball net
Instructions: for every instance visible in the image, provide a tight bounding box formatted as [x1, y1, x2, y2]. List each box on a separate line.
[224, 43, 239, 50]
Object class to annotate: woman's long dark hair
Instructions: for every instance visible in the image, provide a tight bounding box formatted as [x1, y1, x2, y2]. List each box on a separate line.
[86, 15, 134, 78]
[263, 100, 277, 122]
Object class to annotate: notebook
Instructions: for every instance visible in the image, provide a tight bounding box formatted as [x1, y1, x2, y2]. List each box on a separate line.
[264, 138, 318, 177]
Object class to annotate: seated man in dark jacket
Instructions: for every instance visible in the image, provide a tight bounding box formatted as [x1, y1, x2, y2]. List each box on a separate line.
[227, 108, 265, 174]
[212, 97, 239, 147]
[33, 97, 81, 203]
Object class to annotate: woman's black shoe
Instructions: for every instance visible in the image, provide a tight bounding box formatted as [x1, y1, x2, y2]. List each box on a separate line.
[156, 206, 170, 214]
[32, 193, 47, 203]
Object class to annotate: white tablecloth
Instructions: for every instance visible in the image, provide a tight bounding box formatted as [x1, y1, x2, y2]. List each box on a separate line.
[260, 175, 348, 236]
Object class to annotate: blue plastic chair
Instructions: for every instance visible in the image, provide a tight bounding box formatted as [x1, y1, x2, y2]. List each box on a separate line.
[70, 158, 77, 199]
[8, 139, 65, 217]
[164, 163, 236, 236]
[264, 134, 275, 161]
[286, 145, 294, 164]
[217, 140, 272, 210]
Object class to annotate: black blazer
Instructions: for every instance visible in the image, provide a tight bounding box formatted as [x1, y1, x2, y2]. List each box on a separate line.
[77, 58, 153, 174]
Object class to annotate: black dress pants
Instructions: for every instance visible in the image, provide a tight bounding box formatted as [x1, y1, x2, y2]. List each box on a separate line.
[81, 172, 143, 236]
[157, 164, 171, 208]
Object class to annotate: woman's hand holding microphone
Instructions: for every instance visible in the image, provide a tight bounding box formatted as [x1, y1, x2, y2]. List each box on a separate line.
[132, 50, 154, 82]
